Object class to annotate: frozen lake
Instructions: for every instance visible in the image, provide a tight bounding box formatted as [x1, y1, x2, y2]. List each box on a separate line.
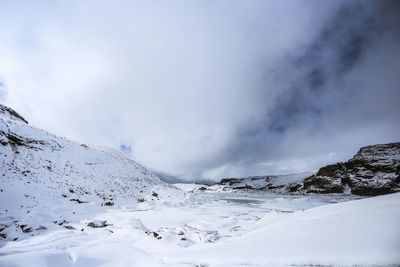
[0, 191, 398, 267]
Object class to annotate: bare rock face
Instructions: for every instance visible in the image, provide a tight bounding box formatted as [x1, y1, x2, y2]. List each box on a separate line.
[302, 143, 400, 196]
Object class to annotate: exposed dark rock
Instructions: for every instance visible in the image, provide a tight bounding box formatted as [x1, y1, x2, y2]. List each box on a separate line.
[104, 201, 114, 206]
[70, 198, 88, 204]
[232, 185, 253, 190]
[87, 221, 109, 228]
[267, 185, 285, 190]
[0, 130, 45, 151]
[302, 142, 400, 196]
[287, 183, 302, 192]
[20, 224, 32, 233]
[146, 231, 162, 240]
[303, 175, 344, 193]
[218, 178, 241, 186]
[55, 220, 68, 226]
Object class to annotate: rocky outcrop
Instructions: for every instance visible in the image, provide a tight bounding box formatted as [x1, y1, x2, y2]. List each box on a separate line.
[0, 104, 28, 124]
[301, 142, 400, 196]
[206, 172, 313, 193]
[195, 143, 399, 196]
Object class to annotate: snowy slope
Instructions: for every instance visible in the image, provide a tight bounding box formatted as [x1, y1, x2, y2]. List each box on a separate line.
[159, 192, 400, 266]
[0, 104, 183, 243]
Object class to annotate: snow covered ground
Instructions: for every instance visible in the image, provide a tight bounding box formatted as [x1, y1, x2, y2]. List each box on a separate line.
[1, 190, 399, 267]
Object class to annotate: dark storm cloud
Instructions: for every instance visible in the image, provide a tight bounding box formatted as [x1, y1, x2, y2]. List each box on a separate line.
[198, 0, 400, 179]
[268, 1, 380, 132]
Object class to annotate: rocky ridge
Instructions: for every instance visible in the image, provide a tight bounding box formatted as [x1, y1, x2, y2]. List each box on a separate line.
[206, 143, 400, 196]
[299, 142, 400, 196]
[201, 172, 313, 193]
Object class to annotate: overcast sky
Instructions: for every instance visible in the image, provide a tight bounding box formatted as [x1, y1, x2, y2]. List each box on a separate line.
[0, 0, 399, 182]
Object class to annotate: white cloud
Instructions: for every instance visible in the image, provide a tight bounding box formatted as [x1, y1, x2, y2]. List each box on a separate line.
[1, 0, 398, 181]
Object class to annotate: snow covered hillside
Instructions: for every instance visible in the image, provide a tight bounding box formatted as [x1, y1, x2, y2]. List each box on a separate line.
[0, 104, 183, 243]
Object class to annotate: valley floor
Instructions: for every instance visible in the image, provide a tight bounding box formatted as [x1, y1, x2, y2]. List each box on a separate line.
[0, 190, 399, 267]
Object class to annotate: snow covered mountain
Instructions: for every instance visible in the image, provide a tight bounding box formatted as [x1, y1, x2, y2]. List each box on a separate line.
[0, 104, 182, 243]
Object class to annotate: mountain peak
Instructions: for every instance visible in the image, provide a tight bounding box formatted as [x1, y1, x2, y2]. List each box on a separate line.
[0, 104, 28, 124]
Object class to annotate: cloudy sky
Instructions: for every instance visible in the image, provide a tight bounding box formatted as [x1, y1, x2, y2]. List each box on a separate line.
[0, 0, 399, 182]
